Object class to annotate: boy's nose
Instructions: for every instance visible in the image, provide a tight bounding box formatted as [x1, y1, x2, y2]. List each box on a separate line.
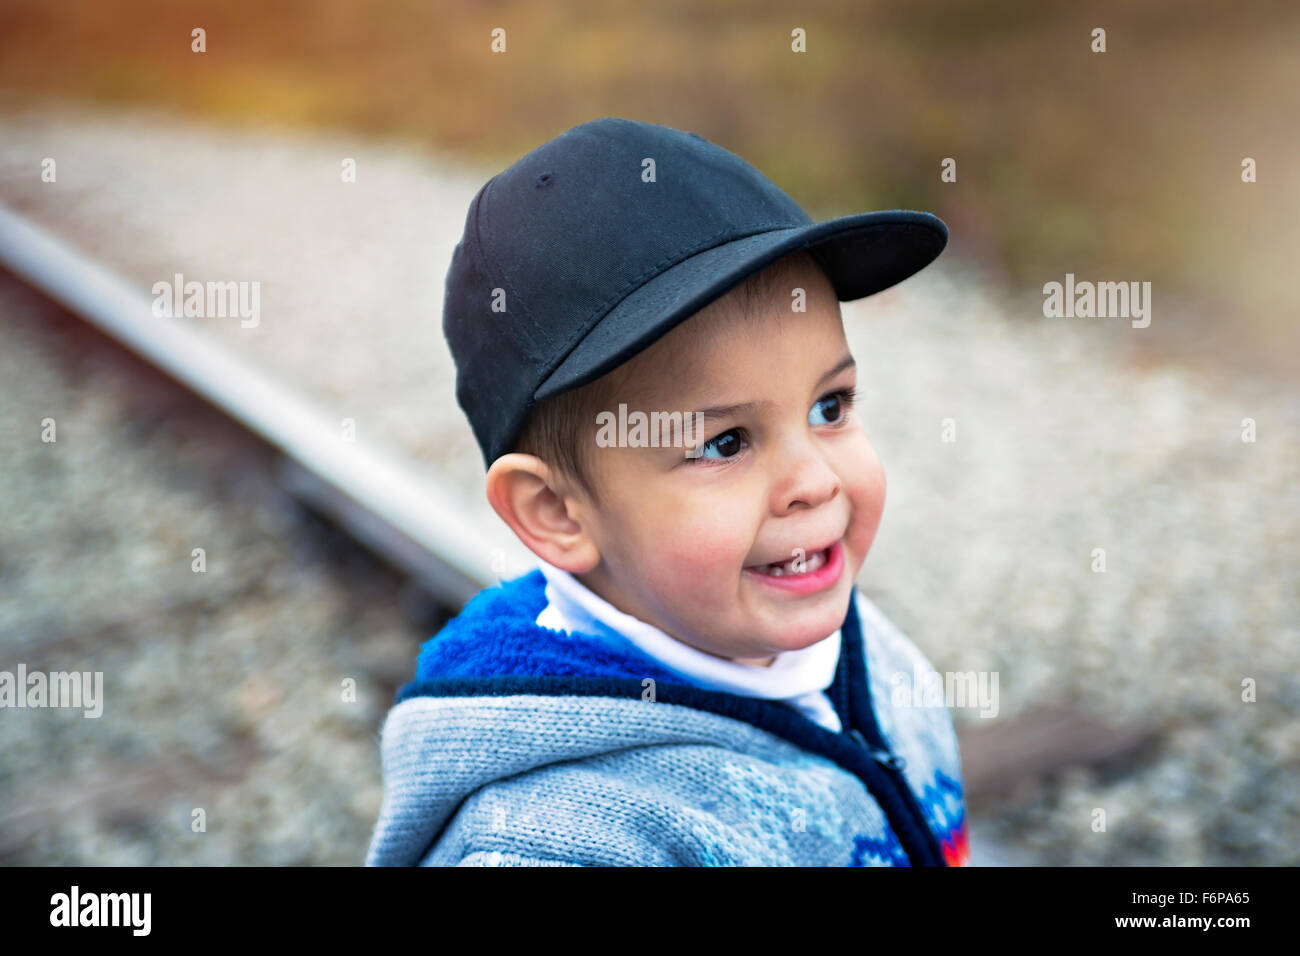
[768, 436, 841, 516]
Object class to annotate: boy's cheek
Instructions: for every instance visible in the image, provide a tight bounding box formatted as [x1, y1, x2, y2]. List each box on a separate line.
[673, 532, 752, 581]
[845, 448, 886, 558]
[640, 519, 754, 596]
[848, 502, 884, 569]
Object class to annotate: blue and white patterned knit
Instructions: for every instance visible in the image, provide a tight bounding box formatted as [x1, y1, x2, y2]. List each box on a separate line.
[365, 570, 969, 866]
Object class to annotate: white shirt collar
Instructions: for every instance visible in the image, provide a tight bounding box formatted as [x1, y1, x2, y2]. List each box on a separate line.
[534, 559, 843, 704]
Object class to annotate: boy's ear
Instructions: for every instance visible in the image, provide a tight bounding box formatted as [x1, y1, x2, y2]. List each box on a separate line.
[485, 453, 600, 574]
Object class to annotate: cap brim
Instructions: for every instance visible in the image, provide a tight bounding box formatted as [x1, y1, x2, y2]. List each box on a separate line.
[534, 209, 947, 400]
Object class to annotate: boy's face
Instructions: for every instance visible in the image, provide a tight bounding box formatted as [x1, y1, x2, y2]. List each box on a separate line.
[568, 256, 885, 665]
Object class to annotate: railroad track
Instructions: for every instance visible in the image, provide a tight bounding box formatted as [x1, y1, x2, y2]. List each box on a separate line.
[0, 201, 536, 614]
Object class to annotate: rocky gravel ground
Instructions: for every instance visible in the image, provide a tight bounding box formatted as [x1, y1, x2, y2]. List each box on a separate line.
[0, 276, 429, 864]
[1, 102, 1297, 866]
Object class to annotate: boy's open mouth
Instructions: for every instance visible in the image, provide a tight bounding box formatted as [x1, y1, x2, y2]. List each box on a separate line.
[749, 546, 830, 577]
[743, 540, 845, 594]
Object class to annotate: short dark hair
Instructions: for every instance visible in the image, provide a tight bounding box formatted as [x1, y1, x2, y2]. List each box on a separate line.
[511, 250, 823, 498]
[511, 370, 617, 501]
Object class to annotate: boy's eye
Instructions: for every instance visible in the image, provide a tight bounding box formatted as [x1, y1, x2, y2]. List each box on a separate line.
[809, 388, 854, 426]
[696, 428, 745, 460]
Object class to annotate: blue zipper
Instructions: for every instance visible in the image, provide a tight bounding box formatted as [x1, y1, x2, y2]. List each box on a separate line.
[831, 600, 946, 867]
[848, 727, 907, 772]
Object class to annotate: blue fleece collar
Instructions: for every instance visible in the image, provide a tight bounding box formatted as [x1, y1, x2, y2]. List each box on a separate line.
[407, 570, 688, 688]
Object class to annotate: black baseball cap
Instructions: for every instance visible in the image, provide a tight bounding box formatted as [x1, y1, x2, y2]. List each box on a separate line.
[443, 116, 948, 468]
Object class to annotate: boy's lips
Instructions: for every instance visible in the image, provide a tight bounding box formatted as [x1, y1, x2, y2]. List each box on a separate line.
[744, 535, 843, 571]
[743, 540, 845, 595]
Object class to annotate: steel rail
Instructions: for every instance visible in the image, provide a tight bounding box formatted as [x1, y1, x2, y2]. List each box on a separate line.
[0, 202, 536, 609]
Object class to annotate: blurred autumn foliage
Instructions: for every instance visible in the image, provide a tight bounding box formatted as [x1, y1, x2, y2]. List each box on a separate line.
[2, 0, 1296, 374]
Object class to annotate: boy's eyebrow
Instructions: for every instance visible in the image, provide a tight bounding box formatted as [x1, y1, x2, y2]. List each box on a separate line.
[688, 354, 857, 425]
[816, 354, 856, 387]
[691, 400, 767, 426]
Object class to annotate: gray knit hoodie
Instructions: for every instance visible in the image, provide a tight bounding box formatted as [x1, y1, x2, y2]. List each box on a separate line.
[366, 570, 968, 866]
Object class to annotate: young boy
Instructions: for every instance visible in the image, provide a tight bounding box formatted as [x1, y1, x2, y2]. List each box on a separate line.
[366, 117, 969, 866]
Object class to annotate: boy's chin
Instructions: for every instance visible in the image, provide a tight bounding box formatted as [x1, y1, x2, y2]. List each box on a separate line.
[754, 585, 854, 651]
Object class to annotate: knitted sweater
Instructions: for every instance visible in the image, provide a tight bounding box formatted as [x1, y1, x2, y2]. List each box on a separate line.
[365, 570, 969, 866]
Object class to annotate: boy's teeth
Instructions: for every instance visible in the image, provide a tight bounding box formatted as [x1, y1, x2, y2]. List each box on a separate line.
[761, 547, 828, 576]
